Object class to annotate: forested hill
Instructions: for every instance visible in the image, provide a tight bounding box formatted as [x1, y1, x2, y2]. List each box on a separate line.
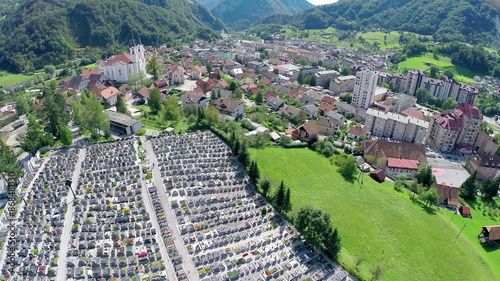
[210, 0, 313, 30]
[0, 0, 224, 73]
[260, 0, 500, 47]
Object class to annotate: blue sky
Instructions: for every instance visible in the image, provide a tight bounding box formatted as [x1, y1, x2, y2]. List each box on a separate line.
[307, 0, 338, 5]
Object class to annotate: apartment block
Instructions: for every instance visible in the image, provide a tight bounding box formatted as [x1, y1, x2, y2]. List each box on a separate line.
[364, 108, 429, 144]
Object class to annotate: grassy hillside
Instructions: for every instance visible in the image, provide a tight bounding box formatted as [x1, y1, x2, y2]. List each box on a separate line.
[249, 147, 499, 281]
[396, 53, 479, 83]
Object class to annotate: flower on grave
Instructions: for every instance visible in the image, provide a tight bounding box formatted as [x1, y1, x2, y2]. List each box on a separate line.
[86, 187, 92, 191]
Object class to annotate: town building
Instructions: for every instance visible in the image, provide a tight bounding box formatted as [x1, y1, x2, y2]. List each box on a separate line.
[352, 70, 378, 109]
[314, 70, 339, 89]
[292, 121, 319, 144]
[434, 182, 459, 207]
[329, 75, 356, 95]
[102, 44, 146, 83]
[427, 103, 482, 152]
[363, 140, 427, 179]
[474, 130, 499, 155]
[317, 116, 341, 136]
[210, 98, 245, 120]
[105, 110, 143, 135]
[364, 108, 429, 144]
[405, 69, 425, 96]
[466, 154, 500, 181]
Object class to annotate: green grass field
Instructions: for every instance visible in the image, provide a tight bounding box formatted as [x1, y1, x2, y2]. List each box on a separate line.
[133, 105, 192, 132]
[249, 147, 498, 281]
[0, 71, 34, 88]
[358, 31, 402, 50]
[397, 53, 478, 83]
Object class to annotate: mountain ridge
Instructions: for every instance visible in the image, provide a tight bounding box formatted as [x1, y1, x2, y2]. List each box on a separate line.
[259, 0, 500, 47]
[0, 0, 224, 72]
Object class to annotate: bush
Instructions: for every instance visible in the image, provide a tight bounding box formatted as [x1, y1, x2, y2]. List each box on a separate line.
[282, 142, 308, 149]
[135, 129, 147, 136]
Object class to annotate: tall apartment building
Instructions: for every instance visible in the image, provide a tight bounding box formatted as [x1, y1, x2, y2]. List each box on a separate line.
[427, 103, 482, 152]
[364, 108, 429, 144]
[352, 70, 378, 109]
[405, 70, 426, 96]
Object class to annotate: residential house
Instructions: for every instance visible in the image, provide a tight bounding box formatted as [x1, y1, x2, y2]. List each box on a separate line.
[336, 102, 356, 115]
[479, 226, 500, 242]
[321, 96, 336, 105]
[324, 111, 343, 123]
[167, 65, 185, 85]
[347, 126, 371, 140]
[363, 140, 427, 170]
[317, 116, 341, 136]
[190, 66, 203, 80]
[135, 88, 150, 104]
[318, 103, 336, 116]
[277, 105, 301, 117]
[466, 154, 500, 181]
[150, 79, 170, 95]
[434, 182, 459, 207]
[180, 93, 207, 109]
[314, 70, 339, 89]
[67, 75, 89, 93]
[96, 87, 120, 106]
[302, 104, 319, 119]
[292, 121, 319, 143]
[266, 96, 285, 111]
[211, 98, 245, 120]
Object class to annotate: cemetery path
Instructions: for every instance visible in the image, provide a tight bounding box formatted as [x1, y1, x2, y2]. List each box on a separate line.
[56, 148, 86, 281]
[136, 140, 177, 281]
[143, 137, 200, 281]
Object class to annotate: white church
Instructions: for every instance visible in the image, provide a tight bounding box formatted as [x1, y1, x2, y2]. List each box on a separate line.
[101, 44, 146, 83]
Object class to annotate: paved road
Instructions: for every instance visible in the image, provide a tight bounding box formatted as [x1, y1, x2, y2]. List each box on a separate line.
[56, 148, 86, 281]
[136, 139, 177, 281]
[142, 136, 200, 281]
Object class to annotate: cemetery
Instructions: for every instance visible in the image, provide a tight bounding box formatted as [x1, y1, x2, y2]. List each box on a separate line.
[1, 131, 351, 281]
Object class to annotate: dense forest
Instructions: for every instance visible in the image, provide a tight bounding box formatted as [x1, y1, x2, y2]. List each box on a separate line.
[211, 0, 312, 30]
[0, 0, 224, 73]
[260, 0, 500, 48]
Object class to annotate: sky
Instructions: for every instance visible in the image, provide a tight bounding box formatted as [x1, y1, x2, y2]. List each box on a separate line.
[307, 0, 339, 5]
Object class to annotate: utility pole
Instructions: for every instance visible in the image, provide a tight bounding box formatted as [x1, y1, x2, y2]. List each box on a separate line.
[454, 223, 468, 242]
[449, 212, 457, 224]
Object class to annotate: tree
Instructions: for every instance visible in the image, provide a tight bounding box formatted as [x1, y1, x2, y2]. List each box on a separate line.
[429, 66, 439, 78]
[20, 115, 53, 155]
[128, 72, 147, 91]
[71, 99, 83, 125]
[295, 207, 332, 248]
[275, 180, 286, 211]
[0, 140, 23, 177]
[164, 95, 181, 122]
[148, 88, 162, 114]
[460, 171, 477, 200]
[283, 188, 292, 213]
[260, 179, 271, 197]
[480, 177, 500, 200]
[234, 88, 243, 100]
[421, 188, 439, 207]
[248, 161, 260, 184]
[44, 65, 56, 76]
[340, 66, 351, 76]
[146, 53, 162, 81]
[416, 163, 436, 188]
[237, 144, 250, 168]
[441, 97, 458, 110]
[80, 90, 110, 139]
[297, 57, 308, 66]
[333, 155, 358, 180]
[416, 88, 430, 104]
[323, 227, 341, 260]
[41, 94, 70, 138]
[442, 69, 454, 79]
[205, 106, 220, 125]
[394, 174, 407, 192]
[115, 95, 128, 114]
[58, 123, 73, 145]
[255, 92, 263, 105]
[339, 93, 352, 104]
[228, 81, 237, 91]
[15, 96, 29, 116]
